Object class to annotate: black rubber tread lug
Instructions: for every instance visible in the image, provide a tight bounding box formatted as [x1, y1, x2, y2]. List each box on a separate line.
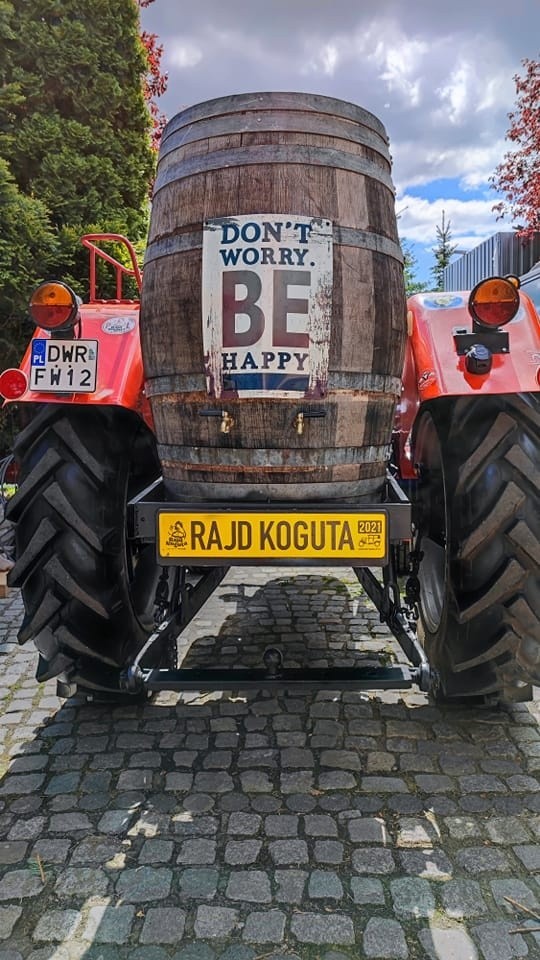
[53, 626, 118, 666]
[505, 444, 540, 491]
[11, 406, 60, 457]
[506, 520, 540, 566]
[36, 652, 73, 682]
[458, 482, 525, 561]
[454, 412, 515, 493]
[52, 418, 107, 483]
[8, 517, 59, 587]
[43, 482, 105, 551]
[452, 631, 514, 672]
[457, 559, 525, 624]
[42, 556, 110, 619]
[6, 448, 62, 522]
[18, 590, 62, 645]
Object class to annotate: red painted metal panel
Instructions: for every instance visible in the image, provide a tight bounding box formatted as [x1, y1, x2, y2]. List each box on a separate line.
[11, 302, 153, 431]
[395, 290, 540, 479]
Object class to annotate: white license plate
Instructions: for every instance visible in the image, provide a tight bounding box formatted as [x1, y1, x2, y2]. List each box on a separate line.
[29, 339, 98, 393]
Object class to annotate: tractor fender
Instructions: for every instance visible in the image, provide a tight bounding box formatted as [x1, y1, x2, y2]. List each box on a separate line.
[395, 289, 540, 479]
[8, 302, 154, 431]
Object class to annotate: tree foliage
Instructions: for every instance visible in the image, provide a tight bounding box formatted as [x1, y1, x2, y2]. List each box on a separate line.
[0, 0, 164, 450]
[401, 240, 428, 296]
[430, 211, 457, 291]
[491, 58, 540, 237]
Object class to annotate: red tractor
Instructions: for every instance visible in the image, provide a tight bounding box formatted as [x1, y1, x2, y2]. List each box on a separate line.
[2, 93, 539, 705]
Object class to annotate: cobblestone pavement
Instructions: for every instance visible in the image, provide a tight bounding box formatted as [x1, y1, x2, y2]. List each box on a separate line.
[1, 567, 539, 960]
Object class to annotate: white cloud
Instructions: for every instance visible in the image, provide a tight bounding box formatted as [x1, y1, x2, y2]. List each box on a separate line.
[141, 1, 538, 194]
[397, 194, 509, 248]
[168, 39, 203, 69]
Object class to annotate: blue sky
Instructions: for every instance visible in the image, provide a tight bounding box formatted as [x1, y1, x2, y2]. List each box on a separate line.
[140, 0, 539, 287]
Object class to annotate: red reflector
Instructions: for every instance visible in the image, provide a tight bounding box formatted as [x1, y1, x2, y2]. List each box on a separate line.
[0, 368, 28, 400]
[31, 304, 75, 329]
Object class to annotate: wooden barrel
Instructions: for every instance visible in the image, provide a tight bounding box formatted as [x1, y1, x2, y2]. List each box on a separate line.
[140, 92, 406, 502]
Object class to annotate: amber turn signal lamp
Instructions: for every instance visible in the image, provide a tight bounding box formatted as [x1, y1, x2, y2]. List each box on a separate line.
[0, 368, 28, 400]
[29, 281, 79, 331]
[468, 277, 520, 329]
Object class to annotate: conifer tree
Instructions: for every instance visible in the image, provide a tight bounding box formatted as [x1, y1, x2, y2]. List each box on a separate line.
[430, 211, 457, 291]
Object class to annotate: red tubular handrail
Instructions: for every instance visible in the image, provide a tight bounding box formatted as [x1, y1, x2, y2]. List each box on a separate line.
[81, 233, 143, 302]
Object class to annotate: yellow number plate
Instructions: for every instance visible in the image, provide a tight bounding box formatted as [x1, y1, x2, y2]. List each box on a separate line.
[158, 511, 387, 562]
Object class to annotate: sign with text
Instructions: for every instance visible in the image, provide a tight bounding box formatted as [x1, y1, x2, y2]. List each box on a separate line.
[202, 214, 333, 398]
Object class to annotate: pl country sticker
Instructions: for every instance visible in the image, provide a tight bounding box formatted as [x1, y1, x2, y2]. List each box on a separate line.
[101, 316, 136, 334]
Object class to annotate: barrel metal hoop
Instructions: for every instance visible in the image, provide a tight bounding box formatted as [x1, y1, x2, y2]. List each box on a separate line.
[144, 226, 403, 267]
[161, 92, 389, 144]
[144, 372, 402, 397]
[153, 145, 396, 197]
[156, 443, 392, 468]
[158, 112, 391, 165]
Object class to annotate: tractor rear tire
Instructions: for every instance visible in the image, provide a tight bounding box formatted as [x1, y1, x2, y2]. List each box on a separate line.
[7, 405, 164, 695]
[413, 393, 540, 701]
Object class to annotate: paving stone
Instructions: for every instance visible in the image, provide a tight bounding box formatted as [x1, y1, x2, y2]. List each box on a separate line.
[32, 909, 82, 942]
[139, 839, 174, 863]
[96, 810, 134, 834]
[0, 774, 46, 796]
[473, 921, 528, 960]
[418, 926, 478, 960]
[491, 879, 539, 922]
[194, 906, 239, 939]
[140, 907, 186, 944]
[240, 771, 273, 792]
[117, 769, 153, 791]
[399, 849, 453, 879]
[226, 870, 271, 903]
[290, 912, 355, 945]
[362, 776, 408, 793]
[363, 918, 408, 958]
[31, 839, 71, 863]
[348, 816, 387, 843]
[172, 945, 216, 960]
[219, 949, 256, 960]
[485, 817, 530, 844]
[304, 814, 338, 836]
[179, 868, 219, 899]
[0, 842, 27, 864]
[82, 905, 135, 944]
[274, 869, 307, 903]
[264, 815, 298, 837]
[243, 910, 286, 943]
[165, 772, 194, 792]
[308, 870, 343, 899]
[116, 867, 172, 901]
[177, 839, 217, 865]
[227, 812, 261, 835]
[49, 812, 93, 833]
[313, 840, 344, 863]
[444, 816, 481, 839]
[352, 848, 395, 874]
[320, 750, 361, 770]
[390, 877, 434, 918]
[0, 906, 22, 940]
[7, 817, 45, 840]
[269, 839, 308, 865]
[281, 771, 314, 792]
[459, 775, 506, 793]
[194, 772, 234, 793]
[455, 846, 510, 873]
[0, 870, 44, 900]
[224, 840, 262, 865]
[441, 879, 488, 918]
[350, 877, 385, 904]
[512, 844, 540, 870]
